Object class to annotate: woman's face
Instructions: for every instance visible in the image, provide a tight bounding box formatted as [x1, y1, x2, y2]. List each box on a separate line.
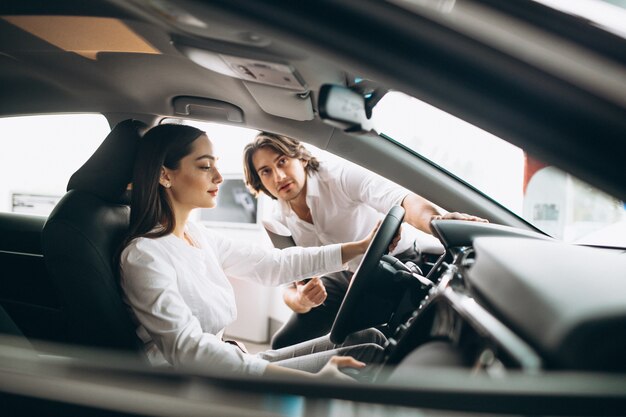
[161, 134, 223, 211]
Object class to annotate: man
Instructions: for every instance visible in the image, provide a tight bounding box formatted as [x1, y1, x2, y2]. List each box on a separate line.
[243, 132, 486, 349]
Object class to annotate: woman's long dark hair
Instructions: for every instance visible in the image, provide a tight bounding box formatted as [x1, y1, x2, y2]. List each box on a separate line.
[124, 124, 205, 246]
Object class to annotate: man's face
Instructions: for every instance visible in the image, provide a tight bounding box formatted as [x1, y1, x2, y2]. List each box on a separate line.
[252, 147, 308, 201]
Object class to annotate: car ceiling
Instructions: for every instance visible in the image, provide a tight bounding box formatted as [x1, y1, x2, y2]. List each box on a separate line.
[0, 0, 342, 140]
[0, 0, 625, 202]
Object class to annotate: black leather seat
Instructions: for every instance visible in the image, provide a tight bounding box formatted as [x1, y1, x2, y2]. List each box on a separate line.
[0, 303, 33, 350]
[42, 119, 147, 357]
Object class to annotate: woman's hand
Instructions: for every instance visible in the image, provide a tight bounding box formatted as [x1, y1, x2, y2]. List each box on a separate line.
[388, 225, 401, 253]
[263, 356, 365, 381]
[361, 220, 401, 253]
[340, 220, 402, 263]
[360, 220, 380, 252]
[315, 355, 365, 381]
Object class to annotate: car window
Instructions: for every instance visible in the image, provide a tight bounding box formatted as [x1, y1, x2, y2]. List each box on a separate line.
[372, 91, 626, 247]
[0, 114, 110, 216]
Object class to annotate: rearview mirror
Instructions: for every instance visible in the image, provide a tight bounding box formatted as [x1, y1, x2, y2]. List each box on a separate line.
[318, 84, 374, 132]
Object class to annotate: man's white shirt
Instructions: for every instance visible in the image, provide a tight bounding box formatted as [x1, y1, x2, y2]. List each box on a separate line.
[272, 160, 441, 271]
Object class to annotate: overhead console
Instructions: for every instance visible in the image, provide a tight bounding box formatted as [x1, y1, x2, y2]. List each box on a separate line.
[174, 39, 315, 121]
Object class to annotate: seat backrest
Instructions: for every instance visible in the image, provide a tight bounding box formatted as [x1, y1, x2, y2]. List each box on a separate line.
[42, 119, 146, 356]
[0, 303, 34, 351]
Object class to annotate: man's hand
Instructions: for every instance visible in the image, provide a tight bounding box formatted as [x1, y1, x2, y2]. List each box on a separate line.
[402, 193, 489, 235]
[432, 212, 488, 222]
[296, 277, 327, 309]
[429, 212, 488, 233]
[283, 277, 327, 314]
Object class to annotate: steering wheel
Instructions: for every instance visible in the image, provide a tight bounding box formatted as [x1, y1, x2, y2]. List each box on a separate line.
[330, 205, 405, 344]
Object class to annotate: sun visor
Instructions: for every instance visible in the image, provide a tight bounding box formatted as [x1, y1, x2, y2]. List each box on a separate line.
[243, 82, 314, 121]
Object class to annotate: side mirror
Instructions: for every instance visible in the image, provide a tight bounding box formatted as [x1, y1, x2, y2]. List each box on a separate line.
[318, 84, 374, 132]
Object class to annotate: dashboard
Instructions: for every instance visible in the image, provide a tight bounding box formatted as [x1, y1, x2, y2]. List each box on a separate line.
[379, 220, 626, 380]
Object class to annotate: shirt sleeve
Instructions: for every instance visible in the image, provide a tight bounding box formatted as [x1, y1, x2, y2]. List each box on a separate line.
[211, 233, 343, 286]
[338, 162, 409, 214]
[120, 239, 269, 375]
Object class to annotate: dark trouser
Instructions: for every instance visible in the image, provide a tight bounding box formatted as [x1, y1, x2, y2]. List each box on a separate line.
[270, 246, 420, 349]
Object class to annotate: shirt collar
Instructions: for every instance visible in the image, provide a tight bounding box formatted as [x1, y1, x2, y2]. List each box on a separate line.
[304, 168, 321, 199]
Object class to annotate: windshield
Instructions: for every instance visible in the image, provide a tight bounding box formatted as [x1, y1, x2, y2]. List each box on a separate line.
[372, 91, 626, 247]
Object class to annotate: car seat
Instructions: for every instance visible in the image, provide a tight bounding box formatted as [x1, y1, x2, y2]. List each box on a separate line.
[42, 119, 147, 357]
[0, 303, 33, 351]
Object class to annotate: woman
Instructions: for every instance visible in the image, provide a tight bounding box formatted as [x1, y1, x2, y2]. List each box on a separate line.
[119, 124, 389, 380]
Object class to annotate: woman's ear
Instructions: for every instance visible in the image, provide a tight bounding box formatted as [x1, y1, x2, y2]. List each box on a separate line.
[159, 167, 172, 189]
[301, 159, 308, 168]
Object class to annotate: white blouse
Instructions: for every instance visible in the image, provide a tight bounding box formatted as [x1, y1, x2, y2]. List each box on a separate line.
[120, 221, 342, 375]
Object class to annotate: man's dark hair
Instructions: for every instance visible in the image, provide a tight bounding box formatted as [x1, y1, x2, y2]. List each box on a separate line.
[243, 132, 319, 199]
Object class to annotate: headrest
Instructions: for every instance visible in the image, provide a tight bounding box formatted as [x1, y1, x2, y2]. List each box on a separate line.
[67, 119, 147, 204]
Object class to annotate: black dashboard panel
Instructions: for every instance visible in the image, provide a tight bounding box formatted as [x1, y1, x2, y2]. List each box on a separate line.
[467, 237, 626, 371]
[430, 219, 550, 248]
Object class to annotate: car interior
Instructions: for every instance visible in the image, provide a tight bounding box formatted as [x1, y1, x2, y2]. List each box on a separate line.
[0, 1, 625, 416]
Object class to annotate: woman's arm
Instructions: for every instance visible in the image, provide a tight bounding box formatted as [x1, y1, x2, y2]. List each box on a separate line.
[215, 226, 377, 287]
[340, 234, 371, 263]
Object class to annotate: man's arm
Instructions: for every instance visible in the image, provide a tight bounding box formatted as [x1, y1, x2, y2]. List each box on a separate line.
[401, 193, 488, 235]
[338, 162, 487, 234]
